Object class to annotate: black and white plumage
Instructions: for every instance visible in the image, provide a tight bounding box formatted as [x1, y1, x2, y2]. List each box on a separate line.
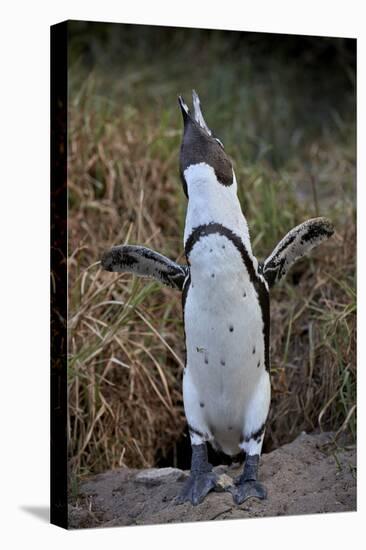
[100, 91, 334, 506]
[101, 245, 189, 290]
[260, 217, 334, 287]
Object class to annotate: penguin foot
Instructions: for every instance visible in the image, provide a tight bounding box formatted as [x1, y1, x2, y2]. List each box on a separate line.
[230, 480, 267, 505]
[175, 471, 218, 506]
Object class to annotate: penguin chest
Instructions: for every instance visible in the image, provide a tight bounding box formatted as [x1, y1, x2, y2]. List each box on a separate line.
[184, 233, 266, 432]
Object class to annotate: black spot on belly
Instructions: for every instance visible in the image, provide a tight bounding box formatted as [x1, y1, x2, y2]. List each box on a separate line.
[210, 248, 213, 252]
[229, 325, 234, 332]
[243, 291, 247, 297]
[211, 273, 215, 278]
[228, 426, 233, 431]
[252, 346, 256, 354]
[257, 360, 261, 368]
[200, 402, 205, 408]
[222, 245, 225, 249]
[220, 359, 226, 366]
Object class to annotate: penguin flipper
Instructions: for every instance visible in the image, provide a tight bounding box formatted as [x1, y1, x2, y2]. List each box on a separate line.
[101, 245, 189, 290]
[260, 217, 334, 288]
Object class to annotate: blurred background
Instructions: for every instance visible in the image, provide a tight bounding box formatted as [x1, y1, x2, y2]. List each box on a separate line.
[67, 21, 356, 494]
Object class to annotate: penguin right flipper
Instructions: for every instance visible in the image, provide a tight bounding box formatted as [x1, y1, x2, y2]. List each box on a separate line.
[260, 217, 334, 288]
[101, 245, 189, 290]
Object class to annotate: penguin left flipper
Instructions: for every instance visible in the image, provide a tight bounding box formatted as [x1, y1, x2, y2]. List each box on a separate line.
[101, 245, 189, 290]
[260, 217, 334, 288]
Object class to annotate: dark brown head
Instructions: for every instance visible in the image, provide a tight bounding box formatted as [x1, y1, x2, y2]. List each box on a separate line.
[178, 91, 234, 198]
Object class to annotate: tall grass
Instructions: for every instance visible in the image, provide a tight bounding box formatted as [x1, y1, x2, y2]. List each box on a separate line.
[67, 24, 356, 483]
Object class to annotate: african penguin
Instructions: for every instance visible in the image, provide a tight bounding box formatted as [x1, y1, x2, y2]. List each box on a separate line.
[101, 91, 334, 506]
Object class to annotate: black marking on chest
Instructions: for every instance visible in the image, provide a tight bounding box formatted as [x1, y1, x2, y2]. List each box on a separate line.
[181, 273, 191, 369]
[185, 223, 270, 372]
[182, 273, 191, 311]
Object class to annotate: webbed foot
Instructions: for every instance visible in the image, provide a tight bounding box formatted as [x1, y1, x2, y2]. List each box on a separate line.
[175, 442, 218, 505]
[230, 453, 267, 504]
[230, 479, 267, 504]
[175, 471, 218, 506]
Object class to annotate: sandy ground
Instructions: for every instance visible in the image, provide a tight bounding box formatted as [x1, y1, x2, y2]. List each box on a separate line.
[68, 431, 356, 529]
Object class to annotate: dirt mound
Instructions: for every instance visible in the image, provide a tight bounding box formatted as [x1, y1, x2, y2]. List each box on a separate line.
[69, 432, 356, 529]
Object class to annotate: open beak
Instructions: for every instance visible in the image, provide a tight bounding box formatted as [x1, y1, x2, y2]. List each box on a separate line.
[191, 90, 212, 136]
[178, 91, 212, 137]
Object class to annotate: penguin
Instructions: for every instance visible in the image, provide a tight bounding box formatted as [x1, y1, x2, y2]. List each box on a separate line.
[101, 91, 334, 506]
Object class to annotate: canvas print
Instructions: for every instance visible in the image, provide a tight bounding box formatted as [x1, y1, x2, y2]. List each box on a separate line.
[51, 20, 356, 529]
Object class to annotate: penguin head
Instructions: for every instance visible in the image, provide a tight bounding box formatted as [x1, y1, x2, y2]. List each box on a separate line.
[178, 91, 235, 198]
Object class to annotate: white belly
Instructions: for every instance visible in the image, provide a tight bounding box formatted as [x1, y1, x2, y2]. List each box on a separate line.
[183, 233, 266, 454]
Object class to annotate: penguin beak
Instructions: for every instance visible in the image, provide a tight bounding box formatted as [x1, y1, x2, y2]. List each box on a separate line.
[178, 91, 224, 148]
[178, 95, 191, 125]
[191, 90, 212, 137]
[178, 91, 212, 137]
[178, 91, 232, 192]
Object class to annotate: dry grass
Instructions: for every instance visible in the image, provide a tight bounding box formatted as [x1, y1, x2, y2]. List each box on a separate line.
[67, 26, 356, 486]
[68, 102, 187, 478]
